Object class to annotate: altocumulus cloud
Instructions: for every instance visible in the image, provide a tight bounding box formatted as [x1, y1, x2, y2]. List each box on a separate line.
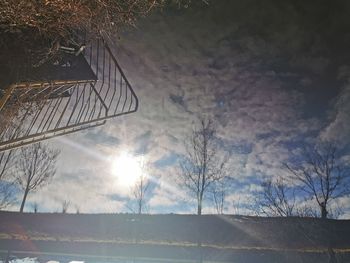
[26, 0, 350, 214]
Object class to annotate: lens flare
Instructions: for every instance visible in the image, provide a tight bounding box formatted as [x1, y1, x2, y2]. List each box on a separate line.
[111, 152, 144, 187]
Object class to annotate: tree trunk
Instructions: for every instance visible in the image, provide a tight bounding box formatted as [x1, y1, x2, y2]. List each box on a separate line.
[197, 195, 202, 215]
[19, 188, 29, 213]
[138, 203, 142, 214]
[197, 203, 202, 215]
[320, 202, 328, 219]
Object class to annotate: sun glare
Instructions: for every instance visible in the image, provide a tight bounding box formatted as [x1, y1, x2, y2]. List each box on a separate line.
[111, 152, 144, 187]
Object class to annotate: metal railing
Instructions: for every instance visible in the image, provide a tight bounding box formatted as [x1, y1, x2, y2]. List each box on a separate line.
[0, 38, 138, 153]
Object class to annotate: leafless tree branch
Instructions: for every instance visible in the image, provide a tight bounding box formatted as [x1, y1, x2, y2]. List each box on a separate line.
[14, 142, 60, 212]
[132, 173, 150, 214]
[255, 177, 296, 217]
[179, 118, 229, 215]
[284, 142, 350, 219]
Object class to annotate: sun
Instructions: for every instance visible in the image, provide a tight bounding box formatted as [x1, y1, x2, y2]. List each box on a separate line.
[110, 152, 144, 187]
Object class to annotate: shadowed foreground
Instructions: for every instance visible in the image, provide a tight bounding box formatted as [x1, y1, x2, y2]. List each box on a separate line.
[0, 211, 350, 262]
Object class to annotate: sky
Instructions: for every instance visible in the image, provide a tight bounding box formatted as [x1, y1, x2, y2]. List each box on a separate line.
[18, 0, 350, 216]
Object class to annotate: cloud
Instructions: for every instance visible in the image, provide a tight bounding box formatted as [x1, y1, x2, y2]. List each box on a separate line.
[24, 1, 350, 215]
[320, 77, 350, 145]
[153, 152, 178, 168]
[149, 182, 192, 213]
[25, 168, 126, 213]
[133, 130, 153, 155]
[84, 128, 120, 147]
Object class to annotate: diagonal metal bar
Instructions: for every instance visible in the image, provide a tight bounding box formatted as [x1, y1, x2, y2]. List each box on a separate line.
[0, 37, 139, 153]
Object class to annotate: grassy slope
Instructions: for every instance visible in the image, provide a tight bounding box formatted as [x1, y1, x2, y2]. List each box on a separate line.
[1, 211, 350, 251]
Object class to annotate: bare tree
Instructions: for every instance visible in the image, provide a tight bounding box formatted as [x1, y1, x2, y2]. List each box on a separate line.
[132, 173, 150, 214]
[255, 178, 296, 217]
[0, 182, 15, 210]
[254, 177, 333, 218]
[211, 180, 228, 214]
[0, 151, 16, 210]
[0, 152, 13, 179]
[0, 124, 19, 182]
[61, 200, 71, 214]
[75, 204, 81, 214]
[0, 0, 192, 41]
[15, 143, 60, 213]
[179, 119, 228, 215]
[285, 143, 350, 219]
[0, 0, 197, 71]
[125, 157, 151, 214]
[0, 131, 16, 210]
[31, 202, 38, 213]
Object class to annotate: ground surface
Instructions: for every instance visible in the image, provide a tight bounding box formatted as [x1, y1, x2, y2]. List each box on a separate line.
[1, 212, 350, 262]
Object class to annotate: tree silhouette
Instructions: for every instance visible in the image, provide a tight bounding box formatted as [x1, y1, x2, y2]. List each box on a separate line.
[285, 143, 350, 219]
[132, 173, 150, 214]
[15, 143, 60, 213]
[179, 119, 228, 215]
[255, 178, 297, 217]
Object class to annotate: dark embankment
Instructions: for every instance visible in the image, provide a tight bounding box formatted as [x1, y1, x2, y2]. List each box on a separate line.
[1, 211, 350, 262]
